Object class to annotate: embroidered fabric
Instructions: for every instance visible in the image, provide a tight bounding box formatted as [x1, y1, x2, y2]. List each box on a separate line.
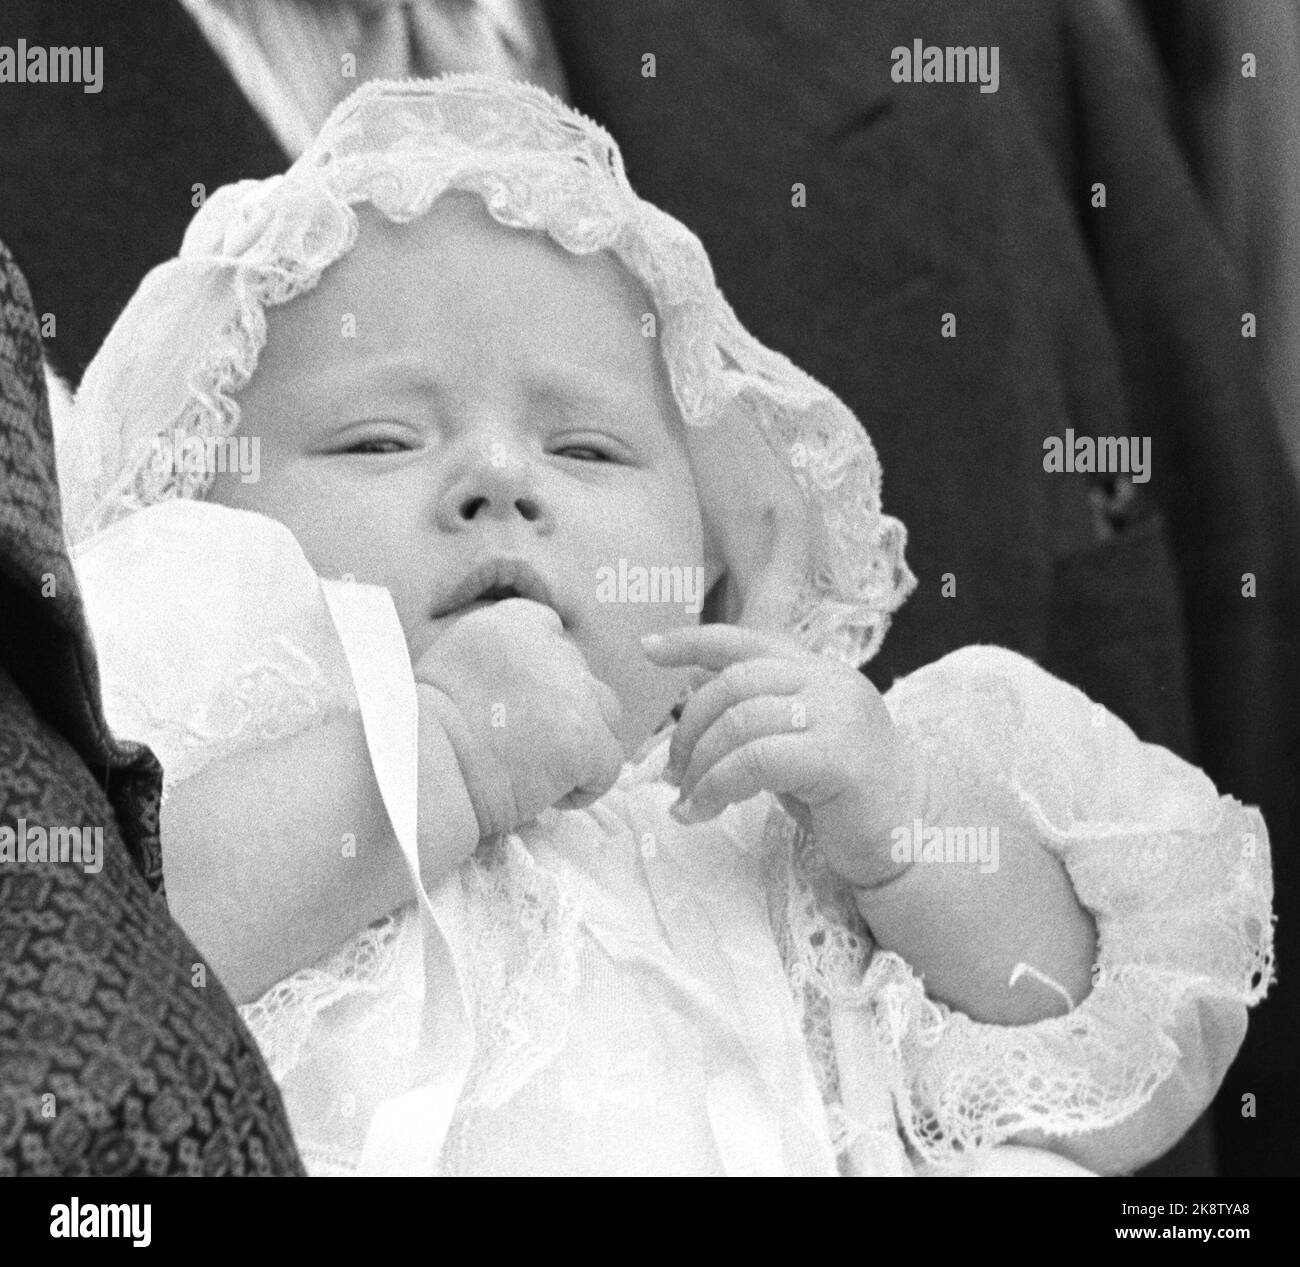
[452, 832, 583, 1112]
[765, 808, 880, 1158]
[434, 765, 849, 1177]
[239, 909, 410, 1082]
[70, 500, 357, 798]
[242, 834, 589, 1172]
[60, 75, 914, 669]
[239, 899, 431, 1177]
[235, 820, 591, 1176]
[96, 643, 332, 801]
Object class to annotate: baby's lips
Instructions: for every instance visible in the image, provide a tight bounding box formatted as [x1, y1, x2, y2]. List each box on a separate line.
[437, 593, 565, 629]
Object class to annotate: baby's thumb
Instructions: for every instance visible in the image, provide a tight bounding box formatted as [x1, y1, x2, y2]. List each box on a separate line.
[595, 677, 625, 747]
[559, 678, 626, 811]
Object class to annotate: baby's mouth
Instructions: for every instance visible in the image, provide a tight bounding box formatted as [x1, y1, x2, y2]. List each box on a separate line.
[445, 585, 532, 615]
[433, 559, 567, 626]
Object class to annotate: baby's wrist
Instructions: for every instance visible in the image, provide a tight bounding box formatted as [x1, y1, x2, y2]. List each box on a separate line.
[832, 732, 930, 890]
[416, 685, 493, 875]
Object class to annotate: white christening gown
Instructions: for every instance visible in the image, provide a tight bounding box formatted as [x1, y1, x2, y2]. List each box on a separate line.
[71, 501, 1274, 1177]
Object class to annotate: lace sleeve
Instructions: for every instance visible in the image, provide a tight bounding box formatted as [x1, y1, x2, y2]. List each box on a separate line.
[70, 499, 358, 796]
[232, 901, 433, 1175]
[848, 644, 1274, 1173]
[236, 907, 417, 1082]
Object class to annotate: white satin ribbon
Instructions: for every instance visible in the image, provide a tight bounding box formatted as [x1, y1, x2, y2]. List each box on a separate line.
[320, 579, 475, 1175]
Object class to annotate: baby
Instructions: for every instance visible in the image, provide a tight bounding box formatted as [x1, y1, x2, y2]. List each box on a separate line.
[60, 78, 1273, 1177]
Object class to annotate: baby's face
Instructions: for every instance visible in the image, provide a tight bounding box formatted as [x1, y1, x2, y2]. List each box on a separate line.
[210, 194, 719, 754]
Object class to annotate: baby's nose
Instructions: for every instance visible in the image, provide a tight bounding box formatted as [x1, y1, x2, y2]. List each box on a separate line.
[454, 490, 544, 523]
[437, 443, 552, 533]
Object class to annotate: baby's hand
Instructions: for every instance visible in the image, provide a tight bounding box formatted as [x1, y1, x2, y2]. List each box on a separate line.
[642, 624, 923, 887]
[415, 598, 626, 840]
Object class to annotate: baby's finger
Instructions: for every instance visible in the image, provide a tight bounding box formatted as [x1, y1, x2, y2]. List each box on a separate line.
[495, 595, 565, 630]
[668, 657, 806, 780]
[568, 717, 626, 807]
[671, 734, 821, 826]
[588, 674, 625, 742]
[551, 642, 625, 736]
[677, 695, 806, 802]
[640, 623, 799, 672]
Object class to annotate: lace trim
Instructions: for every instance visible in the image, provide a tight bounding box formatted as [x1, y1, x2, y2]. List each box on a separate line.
[766, 804, 1195, 1171]
[765, 643, 1275, 1170]
[101, 636, 338, 797]
[766, 808, 884, 1169]
[436, 833, 587, 1176]
[453, 832, 584, 1112]
[850, 954, 1185, 1167]
[239, 910, 408, 1081]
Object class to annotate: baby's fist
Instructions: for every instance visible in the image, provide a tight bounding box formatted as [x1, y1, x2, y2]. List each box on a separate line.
[415, 598, 626, 839]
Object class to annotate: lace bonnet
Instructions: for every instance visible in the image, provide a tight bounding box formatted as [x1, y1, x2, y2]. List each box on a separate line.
[61, 76, 914, 666]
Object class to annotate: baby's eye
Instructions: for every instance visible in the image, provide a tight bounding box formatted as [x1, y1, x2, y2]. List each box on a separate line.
[340, 438, 412, 456]
[555, 444, 615, 463]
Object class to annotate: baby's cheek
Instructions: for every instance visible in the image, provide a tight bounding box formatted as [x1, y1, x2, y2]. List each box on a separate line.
[579, 605, 692, 747]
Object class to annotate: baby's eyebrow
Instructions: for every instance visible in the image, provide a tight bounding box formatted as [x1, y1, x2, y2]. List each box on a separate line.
[527, 363, 646, 416]
[309, 358, 628, 404]
[278, 360, 449, 412]
[294, 356, 652, 430]
[343, 362, 450, 400]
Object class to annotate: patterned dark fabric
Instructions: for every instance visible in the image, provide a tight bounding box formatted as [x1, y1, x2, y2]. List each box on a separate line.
[0, 240, 304, 1175]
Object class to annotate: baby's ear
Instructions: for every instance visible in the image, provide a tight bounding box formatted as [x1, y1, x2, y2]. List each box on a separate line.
[703, 521, 726, 590]
[699, 521, 728, 624]
[738, 502, 809, 635]
[700, 574, 730, 625]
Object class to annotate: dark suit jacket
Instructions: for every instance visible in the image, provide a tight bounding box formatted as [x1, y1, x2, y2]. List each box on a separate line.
[0, 238, 303, 1174]
[1, 0, 1296, 1175]
[539, 0, 1300, 1175]
[0, 0, 289, 383]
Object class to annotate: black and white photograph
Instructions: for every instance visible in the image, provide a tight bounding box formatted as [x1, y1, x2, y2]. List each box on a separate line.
[0, 0, 1295, 1242]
